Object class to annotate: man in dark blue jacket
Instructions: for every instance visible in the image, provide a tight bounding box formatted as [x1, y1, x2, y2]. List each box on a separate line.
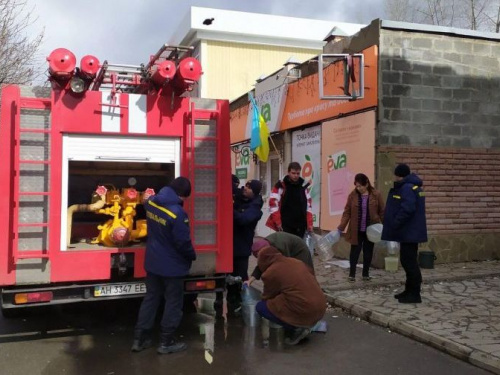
[382, 164, 427, 304]
[227, 179, 263, 314]
[132, 177, 196, 354]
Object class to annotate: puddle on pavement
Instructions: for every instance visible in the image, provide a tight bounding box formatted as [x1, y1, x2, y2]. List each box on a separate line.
[191, 296, 286, 364]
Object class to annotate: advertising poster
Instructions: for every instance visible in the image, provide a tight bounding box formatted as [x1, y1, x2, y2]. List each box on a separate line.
[292, 125, 321, 227]
[231, 142, 255, 187]
[320, 110, 376, 230]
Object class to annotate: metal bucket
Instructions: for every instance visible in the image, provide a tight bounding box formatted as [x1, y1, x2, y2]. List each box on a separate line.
[241, 301, 260, 327]
[419, 250, 437, 269]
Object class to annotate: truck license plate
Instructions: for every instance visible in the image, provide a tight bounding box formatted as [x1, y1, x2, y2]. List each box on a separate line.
[94, 283, 146, 297]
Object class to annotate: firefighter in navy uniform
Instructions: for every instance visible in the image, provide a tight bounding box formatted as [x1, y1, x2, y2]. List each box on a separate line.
[132, 177, 196, 354]
[382, 164, 427, 304]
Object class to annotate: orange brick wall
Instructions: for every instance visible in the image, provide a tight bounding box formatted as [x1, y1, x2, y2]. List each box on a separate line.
[378, 146, 500, 235]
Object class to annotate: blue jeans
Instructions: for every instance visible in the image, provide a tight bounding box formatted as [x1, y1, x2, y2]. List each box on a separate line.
[256, 300, 296, 331]
[135, 272, 184, 336]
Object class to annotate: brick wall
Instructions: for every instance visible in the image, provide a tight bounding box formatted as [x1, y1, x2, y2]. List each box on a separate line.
[378, 146, 500, 236]
[378, 28, 500, 149]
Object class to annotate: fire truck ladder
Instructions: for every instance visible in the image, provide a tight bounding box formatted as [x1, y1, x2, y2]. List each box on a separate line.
[12, 96, 52, 264]
[91, 44, 195, 95]
[92, 61, 145, 93]
[187, 101, 222, 252]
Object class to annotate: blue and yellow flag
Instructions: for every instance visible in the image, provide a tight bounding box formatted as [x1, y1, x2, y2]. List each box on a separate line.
[249, 93, 269, 162]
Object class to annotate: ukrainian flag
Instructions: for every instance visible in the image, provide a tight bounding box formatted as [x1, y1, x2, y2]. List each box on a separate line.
[249, 93, 269, 162]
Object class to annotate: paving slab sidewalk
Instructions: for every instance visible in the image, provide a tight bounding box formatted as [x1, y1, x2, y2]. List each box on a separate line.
[315, 258, 500, 374]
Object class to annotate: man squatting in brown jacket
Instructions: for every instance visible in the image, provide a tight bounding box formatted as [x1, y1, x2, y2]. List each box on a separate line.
[245, 231, 315, 287]
[255, 246, 326, 345]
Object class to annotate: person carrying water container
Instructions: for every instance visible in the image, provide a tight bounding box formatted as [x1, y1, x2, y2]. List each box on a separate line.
[338, 173, 385, 282]
[382, 164, 427, 304]
[256, 246, 326, 345]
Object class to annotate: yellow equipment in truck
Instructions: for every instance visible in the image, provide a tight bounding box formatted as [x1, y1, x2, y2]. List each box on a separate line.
[89, 185, 153, 247]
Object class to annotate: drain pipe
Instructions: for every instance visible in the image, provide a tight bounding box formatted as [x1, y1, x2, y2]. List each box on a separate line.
[67, 194, 106, 247]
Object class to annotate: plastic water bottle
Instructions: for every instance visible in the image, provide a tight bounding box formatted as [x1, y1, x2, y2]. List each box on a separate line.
[303, 231, 316, 256]
[316, 230, 340, 261]
[241, 285, 261, 327]
[241, 284, 253, 304]
[387, 241, 400, 255]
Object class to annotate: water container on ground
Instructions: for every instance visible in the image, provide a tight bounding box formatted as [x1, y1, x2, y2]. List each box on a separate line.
[385, 256, 399, 272]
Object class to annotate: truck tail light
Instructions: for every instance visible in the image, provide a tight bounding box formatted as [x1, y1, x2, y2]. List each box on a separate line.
[14, 291, 54, 305]
[185, 280, 216, 292]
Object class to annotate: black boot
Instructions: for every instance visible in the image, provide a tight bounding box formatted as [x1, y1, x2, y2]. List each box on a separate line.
[398, 284, 421, 303]
[394, 290, 408, 299]
[157, 332, 187, 354]
[395, 279, 412, 299]
[131, 328, 152, 352]
[398, 294, 422, 304]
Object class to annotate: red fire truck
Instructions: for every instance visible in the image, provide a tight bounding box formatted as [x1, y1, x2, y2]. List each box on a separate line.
[0, 44, 233, 316]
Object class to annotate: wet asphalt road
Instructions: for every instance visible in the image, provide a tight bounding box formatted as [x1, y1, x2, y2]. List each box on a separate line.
[0, 298, 490, 375]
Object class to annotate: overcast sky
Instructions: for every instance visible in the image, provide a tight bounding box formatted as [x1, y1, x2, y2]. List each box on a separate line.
[25, 0, 385, 79]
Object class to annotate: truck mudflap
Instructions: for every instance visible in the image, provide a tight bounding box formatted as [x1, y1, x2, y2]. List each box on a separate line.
[1, 275, 226, 312]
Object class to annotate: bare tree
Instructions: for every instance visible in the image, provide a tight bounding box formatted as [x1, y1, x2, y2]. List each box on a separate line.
[415, 0, 457, 26]
[496, 2, 500, 31]
[385, 0, 416, 21]
[458, 0, 491, 30]
[384, 0, 500, 32]
[0, 0, 44, 85]
[484, 0, 500, 31]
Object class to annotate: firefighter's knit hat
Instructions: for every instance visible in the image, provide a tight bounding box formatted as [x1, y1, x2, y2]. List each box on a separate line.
[394, 163, 411, 178]
[170, 177, 192, 198]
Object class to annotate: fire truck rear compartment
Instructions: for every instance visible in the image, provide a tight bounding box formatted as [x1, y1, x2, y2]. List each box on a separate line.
[67, 160, 175, 249]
